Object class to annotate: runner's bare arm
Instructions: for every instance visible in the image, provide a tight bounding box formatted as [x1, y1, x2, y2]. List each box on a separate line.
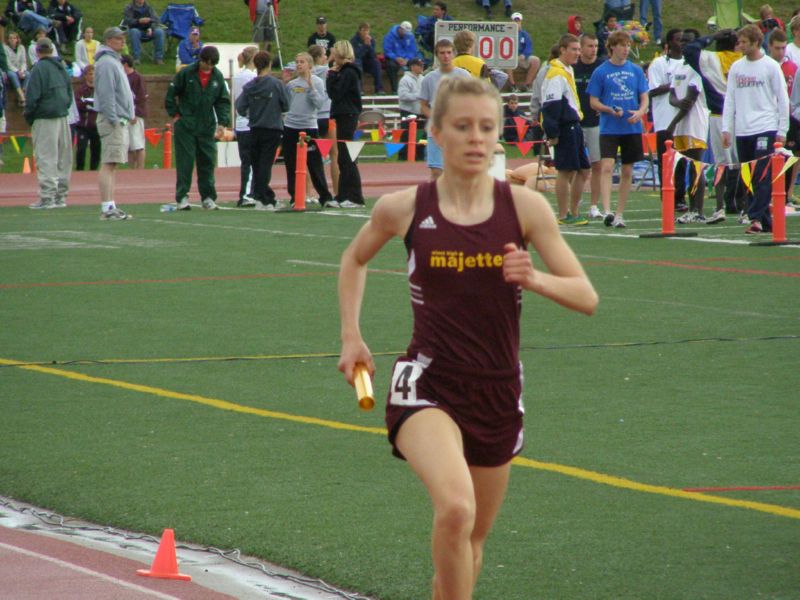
[338, 187, 417, 383]
[506, 186, 599, 315]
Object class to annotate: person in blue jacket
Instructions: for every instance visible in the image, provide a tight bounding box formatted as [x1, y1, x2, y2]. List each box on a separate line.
[177, 27, 203, 70]
[383, 20, 422, 93]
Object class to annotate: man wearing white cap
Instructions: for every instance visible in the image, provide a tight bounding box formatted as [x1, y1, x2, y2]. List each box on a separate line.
[383, 20, 423, 93]
[506, 12, 540, 91]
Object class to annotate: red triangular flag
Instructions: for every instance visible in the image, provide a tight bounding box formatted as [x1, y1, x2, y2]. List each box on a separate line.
[713, 164, 725, 187]
[515, 141, 533, 157]
[391, 129, 404, 142]
[513, 117, 529, 144]
[315, 138, 334, 158]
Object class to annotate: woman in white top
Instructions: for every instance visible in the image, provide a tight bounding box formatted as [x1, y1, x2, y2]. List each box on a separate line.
[29, 28, 59, 66]
[74, 27, 97, 70]
[3, 31, 27, 105]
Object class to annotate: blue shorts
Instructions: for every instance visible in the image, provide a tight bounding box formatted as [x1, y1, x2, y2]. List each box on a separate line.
[554, 123, 591, 172]
[426, 135, 443, 170]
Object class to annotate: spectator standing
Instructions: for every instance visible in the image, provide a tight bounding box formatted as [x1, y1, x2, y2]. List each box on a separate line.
[587, 30, 649, 227]
[24, 36, 72, 210]
[309, 44, 339, 198]
[281, 51, 334, 208]
[541, 34, 590, 225]
[785, 16, 800, 66]
[94, 26, 134, 220]
[506, 12, 540, 92]
[74, 64, 100, 171]
[767, 29, 800, 202]
[177, 26, 203, 70]
[667, 31, 710, 224]
[639, 0, 662, 45]
[452, 30, 489, 79]
[476, 0, 512, 20]
[572, 33, 604, 219]
[307, 15, 335, 59]
[350, 22, 384, 95]
[419, 38, 470, 179]
[398, 56, 424, 160]
[232, 45, 258, 206]
[122, 0, 165, 65]
[235, 50, 289, 210]
[165, 45, 231, 210]
[3, 31, 27, 106]
[48, 0, 81, 52]
[327, 40, 365, 207]
[121, 54, 147, 169]
[74, 26, 97, 69]
[683, 28, 745, 223]
[416, 1, 453, 54]
[383, 20, 420, 94]
[648, 29, 689, 212]
[723, 24, 789, 233]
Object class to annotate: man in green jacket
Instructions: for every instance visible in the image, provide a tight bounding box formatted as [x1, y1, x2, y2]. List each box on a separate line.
[23, 37, 72, 210]
[165, 45, 231, 210]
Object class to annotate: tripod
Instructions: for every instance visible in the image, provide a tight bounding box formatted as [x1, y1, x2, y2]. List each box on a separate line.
[252, 0, 283, 69]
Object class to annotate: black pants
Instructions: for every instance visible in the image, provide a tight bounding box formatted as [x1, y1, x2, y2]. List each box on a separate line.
[250, 127, 283, 205]
[736, 131, 775, 231]
[75, 126, 100, 171]
[334, 113, 364, 205]
[283, 127, 332, 204]
[236, 130, 253, 200]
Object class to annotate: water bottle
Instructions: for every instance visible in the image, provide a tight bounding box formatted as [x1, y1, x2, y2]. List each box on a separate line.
[160, 203, 176, 212]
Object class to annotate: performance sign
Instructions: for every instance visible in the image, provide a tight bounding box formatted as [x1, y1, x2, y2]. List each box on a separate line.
[434, 20, 519, 69]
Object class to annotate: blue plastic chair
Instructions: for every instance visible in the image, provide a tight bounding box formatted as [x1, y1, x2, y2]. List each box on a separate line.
[159, 3, 204, 50]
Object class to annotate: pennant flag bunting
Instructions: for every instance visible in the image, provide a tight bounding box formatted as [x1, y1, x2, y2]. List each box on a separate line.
[11, 136, 21, 153]
[391, 129, 404, 142]
[515, 141, 534, 156]
[513, 116, 529, 143]
[345, 141, 366, 161]
[774, 155, 799, 182]
[713, 164, 725, 187]
[378, 123, 386, 139]
[145, 128, 163, 147]
[690, 160, 705, 195]
[385, 142, 405, 157]
[315, 137, 334, 158]
[740, 162, 753, 193]
[370, 130, 380, 142]
[353, 130, 364, 141]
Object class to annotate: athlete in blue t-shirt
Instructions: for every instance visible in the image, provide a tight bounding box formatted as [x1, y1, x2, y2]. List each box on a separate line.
[587, 30, 649, 227]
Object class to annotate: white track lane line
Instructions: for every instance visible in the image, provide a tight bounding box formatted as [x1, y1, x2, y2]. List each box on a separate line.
[0, 541, 181, 599]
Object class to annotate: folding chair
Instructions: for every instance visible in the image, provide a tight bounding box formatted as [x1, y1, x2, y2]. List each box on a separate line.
[635, 131, 659, 190]
[159, 3, 204, 54]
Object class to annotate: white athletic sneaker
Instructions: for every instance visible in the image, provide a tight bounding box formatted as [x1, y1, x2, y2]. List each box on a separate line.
[707, 209, 726, 224]
[53, 198, 67, 208]
[29, 199, 55, 209]
[738, 212, 750, 225]
[612, 216, 627, 228]
[589, 205, 604, 219]
[306, 196, 320, 205]
[677, 211, 697, 224]
[100, 207, 132, 221]
[323, 200, 340, 208]
[176, 197, 191, 210]
[202, 198, 219, 210]
[338, 200, 363, 208]
[255, 202, 278, 211]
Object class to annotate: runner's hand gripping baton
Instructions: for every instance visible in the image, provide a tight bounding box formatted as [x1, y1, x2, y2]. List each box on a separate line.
[354, 364, 375, 411]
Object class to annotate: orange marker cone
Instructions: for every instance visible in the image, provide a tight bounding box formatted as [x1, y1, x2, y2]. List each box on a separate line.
[136, 528, 192, 581]
[22, 157, 31, 174]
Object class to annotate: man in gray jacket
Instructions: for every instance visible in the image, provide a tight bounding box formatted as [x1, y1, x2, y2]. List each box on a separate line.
[24, 37, 72, 210]
[94, 26, 135, 220]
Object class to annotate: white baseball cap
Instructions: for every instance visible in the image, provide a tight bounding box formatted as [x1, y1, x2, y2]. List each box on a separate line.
[511, 12, 523, 21]
[400, 21, 413, 32]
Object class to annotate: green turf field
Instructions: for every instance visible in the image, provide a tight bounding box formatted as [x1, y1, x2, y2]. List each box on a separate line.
[1, 192, 799, 599]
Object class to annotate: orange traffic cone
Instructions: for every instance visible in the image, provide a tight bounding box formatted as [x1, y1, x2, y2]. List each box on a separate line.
[22, 157, 31, 174]
[136, 528, 192, 581]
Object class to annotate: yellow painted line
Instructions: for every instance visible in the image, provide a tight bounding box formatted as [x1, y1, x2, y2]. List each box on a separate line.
[5, 358, 799, 521]
[513, 456, 800, 520]
[1, 359, 385, 436]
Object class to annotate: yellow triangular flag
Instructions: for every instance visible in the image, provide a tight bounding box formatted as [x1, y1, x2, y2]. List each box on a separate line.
[370, 130, 380, 142]
[740, 161, 753, 193]
[773, 155, 799, 182]
[690, 160, 705, 195]
[10, 136, 20, 154]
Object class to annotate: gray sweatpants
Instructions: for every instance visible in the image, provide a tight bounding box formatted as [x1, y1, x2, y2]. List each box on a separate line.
[32, 116, 72, 203]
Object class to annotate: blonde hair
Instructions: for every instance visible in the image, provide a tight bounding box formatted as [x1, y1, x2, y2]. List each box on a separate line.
[453, 30, 476, 55]
[332, 40, 354, 63]
[295, 51, 313, 66]
[431, 77, 502, 131]
[759, 4, 773, 19]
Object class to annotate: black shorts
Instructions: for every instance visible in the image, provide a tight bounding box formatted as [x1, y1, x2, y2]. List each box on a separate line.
[600, 133, 644, 164]
[385, 356, 525, 467]
[786, 117, 800, 154]
[554, 123, 591, 172]
[317, 118, 330, 137]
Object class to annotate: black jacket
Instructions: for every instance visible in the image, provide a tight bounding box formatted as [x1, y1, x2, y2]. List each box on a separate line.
[326, 62, 362, 118]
